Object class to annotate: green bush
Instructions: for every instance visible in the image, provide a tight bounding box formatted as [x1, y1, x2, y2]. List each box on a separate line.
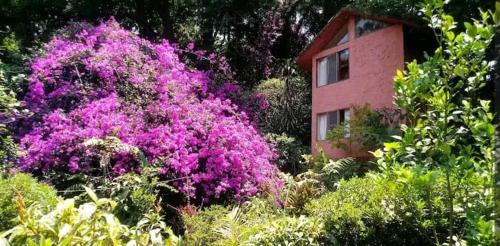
[99, 168, 164, 226]
[256, 62, 311, 143]
[182, 205, 230, 245]
[182, 197, 325, 246]
[374, 0, 496, 244]
[300, 149, 377, 191]
[327, 104, 398, 153]
[305, 175, 434, 245]
[0, 82, 24, 171]
[0, 173, 60, 231]
[245, 215, 324, 246]
[0, 187, 181, 245]
[266, 133, 308, 175]
[278, 173, 324, 215]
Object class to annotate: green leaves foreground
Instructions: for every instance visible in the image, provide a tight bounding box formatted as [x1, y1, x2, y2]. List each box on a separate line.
[375, 0, 496, 244]
[0, 187, 181, 246]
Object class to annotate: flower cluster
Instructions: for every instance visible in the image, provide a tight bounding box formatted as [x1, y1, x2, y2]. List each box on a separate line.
[19, 19, 280, 201]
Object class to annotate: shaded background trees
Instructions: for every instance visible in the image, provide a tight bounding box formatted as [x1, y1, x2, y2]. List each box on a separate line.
[0, 0, 493, 146]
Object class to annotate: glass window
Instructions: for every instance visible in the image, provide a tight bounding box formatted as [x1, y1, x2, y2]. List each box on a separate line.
[325, 26, 349, 49]
[338, 49, 349, 81]
[337, 32, 349, 45]
[317, 113, 328, 140]
[317, 109, 350, 140]
[333, 26, 349, 46]
[317, 57, 328, 87]
[343, 110, 351, 138]
[355, 17, 387, 37]
[316, 49, 349, 87]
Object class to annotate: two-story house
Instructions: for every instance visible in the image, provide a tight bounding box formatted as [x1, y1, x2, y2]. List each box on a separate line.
[296, 9, 433, 158]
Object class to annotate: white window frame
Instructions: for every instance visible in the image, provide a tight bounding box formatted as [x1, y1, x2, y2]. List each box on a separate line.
[317, 109, 350, 140]
[316, 49, 349, 87]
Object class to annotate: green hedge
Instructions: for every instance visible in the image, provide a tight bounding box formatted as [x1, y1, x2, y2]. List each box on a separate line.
[305, 175, 434, 245]
[0, 173, 60, 231]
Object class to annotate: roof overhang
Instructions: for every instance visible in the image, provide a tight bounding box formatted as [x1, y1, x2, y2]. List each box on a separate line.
[296, 8, 416, 72]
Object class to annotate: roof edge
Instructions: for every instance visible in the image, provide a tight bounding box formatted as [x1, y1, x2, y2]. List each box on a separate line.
[296, 8, 418, 72]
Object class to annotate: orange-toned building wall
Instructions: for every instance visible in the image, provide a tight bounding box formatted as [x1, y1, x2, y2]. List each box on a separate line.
[311, 17, 405, 158]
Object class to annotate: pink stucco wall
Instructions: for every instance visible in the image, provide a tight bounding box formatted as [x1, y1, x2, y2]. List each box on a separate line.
[311, 16, 405, 158]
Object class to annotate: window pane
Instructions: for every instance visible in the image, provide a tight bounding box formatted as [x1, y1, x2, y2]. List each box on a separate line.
[325, 26, 349, 49]
[327, 55, 337, 84]
[317, 114, 328, 140]
[338, 49, 349, 80]
[344, 110, 351, 138]
[333, 27, 349, 46]
[328, 111, 338, 129]
[337, 33, 349, 45]
[317, 57, 328, 86]
[355, 17, 387, 37]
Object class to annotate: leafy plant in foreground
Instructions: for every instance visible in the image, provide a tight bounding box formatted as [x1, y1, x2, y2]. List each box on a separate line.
[0, 187, 181, 246]
[0, 173, 60, 232]
[305, 175, 436, 245]
[374, 0, 496, 244]
[182, 198, 324, 246]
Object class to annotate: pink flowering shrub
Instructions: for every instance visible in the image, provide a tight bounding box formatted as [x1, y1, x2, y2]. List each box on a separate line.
[19, 19, 280, 201]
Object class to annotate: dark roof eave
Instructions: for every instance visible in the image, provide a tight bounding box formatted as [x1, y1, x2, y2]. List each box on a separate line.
[296, 8, 418, 72]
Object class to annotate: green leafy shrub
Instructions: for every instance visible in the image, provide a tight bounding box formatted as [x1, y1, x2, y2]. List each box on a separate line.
[182, 197, 324, 246]
[301, 149, 377, 191]
[182, 205, 230, 245]
[0, 187, 181, 245]
[101, 169, 162, 226]
[374, 0, 496, 244]
[327, 104, 399, 153]
[0, 173, 59, 231]
[245, 215, 324, 246]
[305, 175, 431, 245]
[278, 173, 324, 215]
[266, 133, 308, 175]
[256, 62, 311, 143]
[50, 165, 185, 231]
[0, 82, 25, 171]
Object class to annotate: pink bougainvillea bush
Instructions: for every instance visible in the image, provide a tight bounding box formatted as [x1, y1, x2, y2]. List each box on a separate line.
[19, 19, 280, 201]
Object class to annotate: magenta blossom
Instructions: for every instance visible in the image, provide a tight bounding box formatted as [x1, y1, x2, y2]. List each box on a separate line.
[19, 18, 280, 202]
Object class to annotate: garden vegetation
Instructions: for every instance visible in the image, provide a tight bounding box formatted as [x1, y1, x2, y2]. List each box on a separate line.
[0, 0, 496, 245]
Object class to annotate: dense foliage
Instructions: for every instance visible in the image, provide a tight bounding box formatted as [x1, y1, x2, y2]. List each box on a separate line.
[266, 133, 308, 175]
[0, 173, 59, 232]
[327, 104, 401, 153]
[0, 56, 28, 170]
[0, 187, 180, 245]
[182, 199, 324, 245]
[374, 0, 496, 244]
[0, 0, 496, 245]
[18, 19, 280, 202]
[257, 62, 311, 143]
[0, 84, 20, 170]
[306, 175, 447, 245]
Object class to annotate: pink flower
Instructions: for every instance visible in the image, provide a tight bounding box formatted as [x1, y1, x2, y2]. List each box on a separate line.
[19, 18, 281, 202]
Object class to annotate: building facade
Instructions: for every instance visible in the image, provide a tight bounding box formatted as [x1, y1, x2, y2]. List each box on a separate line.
[297, 10, 431, 158]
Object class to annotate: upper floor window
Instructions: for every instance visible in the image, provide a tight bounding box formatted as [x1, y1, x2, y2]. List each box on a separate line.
[325, 26, 349, 49]
[317, 49, 349, 87]
[355, 17, 387, 37]
[317, 109, 350, 140]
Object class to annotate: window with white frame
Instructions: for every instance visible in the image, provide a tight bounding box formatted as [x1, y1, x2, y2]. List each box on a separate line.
[317, 49, 349, 87]
[317, 109, 350, 140]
